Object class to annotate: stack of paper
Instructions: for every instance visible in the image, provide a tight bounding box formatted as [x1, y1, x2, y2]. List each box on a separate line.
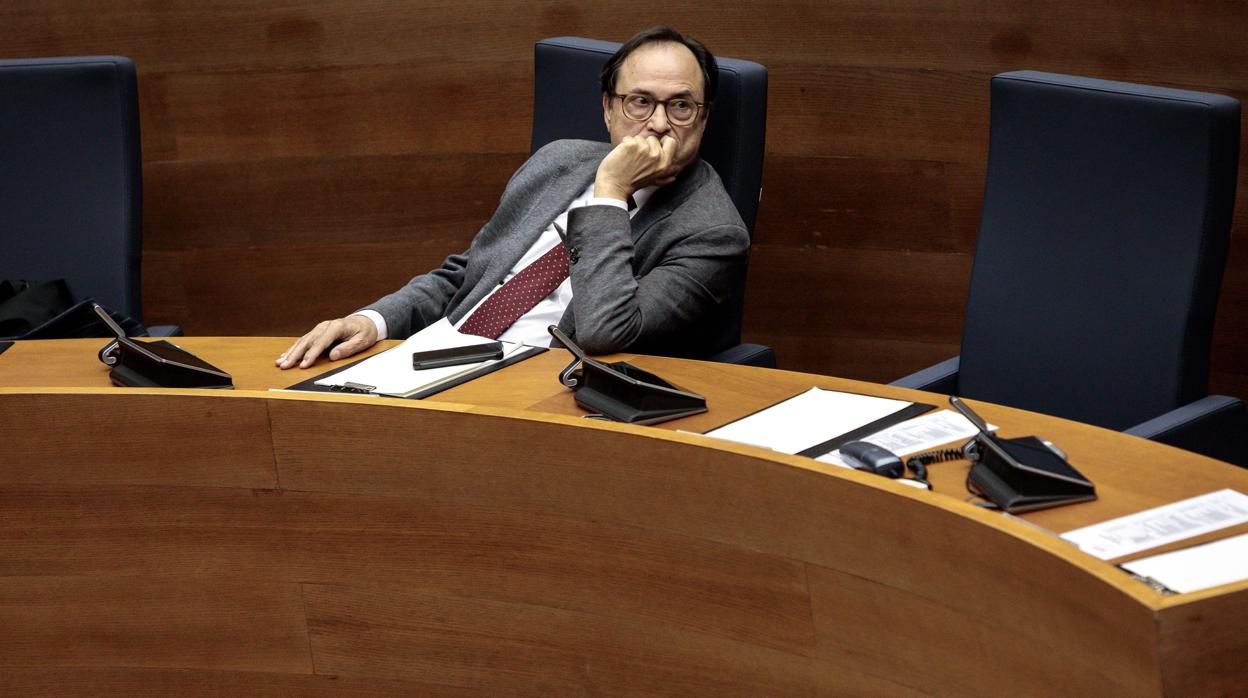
[1061, 489, 1248, 560]
[703, 388, 921, 454]
[1120, 532, 1248, 594]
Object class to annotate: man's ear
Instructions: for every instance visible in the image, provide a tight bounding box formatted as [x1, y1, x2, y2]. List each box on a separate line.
[602, 92, 611, 130]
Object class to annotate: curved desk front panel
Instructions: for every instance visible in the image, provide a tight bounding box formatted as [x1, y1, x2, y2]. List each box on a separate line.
[0, 339, 1245, 695]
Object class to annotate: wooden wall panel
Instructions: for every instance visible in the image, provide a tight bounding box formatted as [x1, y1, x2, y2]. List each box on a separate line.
[143, 154, 524, 249]
[139, 63, 532, 163]
[0, 669, 501, 697]
[2, 1, 1246, 396]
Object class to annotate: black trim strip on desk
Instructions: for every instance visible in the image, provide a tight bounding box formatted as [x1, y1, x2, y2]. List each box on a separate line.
[796, 402, 937, 458]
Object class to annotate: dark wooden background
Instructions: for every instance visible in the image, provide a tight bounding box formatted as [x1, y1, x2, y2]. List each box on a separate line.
[5, 1, 1246, 397]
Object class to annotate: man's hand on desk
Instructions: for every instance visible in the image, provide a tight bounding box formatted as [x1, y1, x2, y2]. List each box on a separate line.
[276, 314, 378, 369]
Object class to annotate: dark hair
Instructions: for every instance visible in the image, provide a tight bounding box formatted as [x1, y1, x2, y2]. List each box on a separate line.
[599, 26, 718, 106]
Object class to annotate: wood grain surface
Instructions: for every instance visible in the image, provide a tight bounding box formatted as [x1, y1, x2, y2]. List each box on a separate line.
[1, 1, 1243, 397]
[1, 337, 1247, 694]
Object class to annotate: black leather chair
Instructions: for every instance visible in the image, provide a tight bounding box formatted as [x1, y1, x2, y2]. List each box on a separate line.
[0, 55, 177, 336]
[893, 70, 1247, 467]
[532, 36, 774, 367]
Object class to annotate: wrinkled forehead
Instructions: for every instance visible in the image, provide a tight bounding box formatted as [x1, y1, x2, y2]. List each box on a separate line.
[615, 42, 704, 99]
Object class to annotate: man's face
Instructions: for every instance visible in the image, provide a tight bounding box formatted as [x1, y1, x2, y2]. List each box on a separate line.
[602, 41, 708, 178]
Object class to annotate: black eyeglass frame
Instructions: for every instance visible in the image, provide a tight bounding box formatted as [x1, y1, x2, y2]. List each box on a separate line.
[609, 92, 707, 126]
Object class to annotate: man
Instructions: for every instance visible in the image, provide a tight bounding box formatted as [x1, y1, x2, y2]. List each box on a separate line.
[277, 26, 748, 369]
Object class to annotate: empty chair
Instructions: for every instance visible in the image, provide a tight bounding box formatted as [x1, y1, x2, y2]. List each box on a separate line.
[893, 70, 1247, 466]
[0, 55, 176, 336]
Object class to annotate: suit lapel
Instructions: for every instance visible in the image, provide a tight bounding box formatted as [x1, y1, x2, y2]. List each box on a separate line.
[461, 149, 601, 312]
[628, 159, 707, 244]
[510, 159, 597, 255]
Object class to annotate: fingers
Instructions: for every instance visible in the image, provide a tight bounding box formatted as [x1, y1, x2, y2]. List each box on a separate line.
[299, 321, 343, 368]
[660, 134, 677, 163]
[277, 323, 322, 369]
[621, 135, 669, 168]
[641, 135, 679, 187]
[637, 135, 678, 178]
[275, 316, 376, 369]
[645, 135, 663, 159]
[635, 134, 669, 159]
[657, 135, 678, 174]
[596, 134, 681, 199]
[328, 320, 377, 361]
[276, 320, 333, 369]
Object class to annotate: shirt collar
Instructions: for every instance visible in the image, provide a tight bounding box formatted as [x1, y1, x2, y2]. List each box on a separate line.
[630, 185, 658, 213]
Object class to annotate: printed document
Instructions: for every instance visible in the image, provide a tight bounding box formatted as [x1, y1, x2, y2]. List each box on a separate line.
[1121, 532, 1248, 594]
[818, 409, 990, 468]
[1061, 489, 1248, 560]
[702, 387, 915, 454]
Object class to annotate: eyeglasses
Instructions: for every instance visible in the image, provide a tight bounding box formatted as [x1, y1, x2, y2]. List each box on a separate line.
[611, 93, 705, 126]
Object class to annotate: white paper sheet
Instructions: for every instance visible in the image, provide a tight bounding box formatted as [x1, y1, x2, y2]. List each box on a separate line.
[1061, 489, 1248, 560]
[817, 409, 990, 467]
[1121, 533, 1248, 594]
[702, 387, 915, 455]
[314, 318, 524, 396]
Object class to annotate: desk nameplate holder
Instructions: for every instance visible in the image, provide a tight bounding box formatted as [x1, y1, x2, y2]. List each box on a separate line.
[548, 325, 706, 425]
[92, 303, 233, 389]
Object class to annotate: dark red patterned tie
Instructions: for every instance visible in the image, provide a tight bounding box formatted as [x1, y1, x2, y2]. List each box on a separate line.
[458, 243, 569, 339]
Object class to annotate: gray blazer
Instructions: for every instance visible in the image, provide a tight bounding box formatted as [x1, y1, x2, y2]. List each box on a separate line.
[364, 139, 749, 357]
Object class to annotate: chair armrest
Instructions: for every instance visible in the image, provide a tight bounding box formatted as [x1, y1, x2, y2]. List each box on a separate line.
[147, 324, 183, 337]
[1124, 395, 1248, 468]
[890, 356, 960, 393]
[708, 343, 776, 368]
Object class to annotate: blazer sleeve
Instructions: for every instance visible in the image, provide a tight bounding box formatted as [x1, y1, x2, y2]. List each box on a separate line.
[360, 251, 471, 339]
[563, 200, 749, 355]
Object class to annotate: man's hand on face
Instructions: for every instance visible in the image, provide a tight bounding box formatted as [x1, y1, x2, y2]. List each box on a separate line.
[594, 134, 680, 201]
[276, 314, 379, 369]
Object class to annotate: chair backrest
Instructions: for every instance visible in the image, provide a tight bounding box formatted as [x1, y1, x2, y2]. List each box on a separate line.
[531, 36, 767, 352]
[958, 71, 1240, 430]
[0, 56, 144, 321]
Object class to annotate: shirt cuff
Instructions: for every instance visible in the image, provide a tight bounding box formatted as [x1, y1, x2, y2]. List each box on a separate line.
[586, 197, 629, 210]
[353, 310, 387, 340]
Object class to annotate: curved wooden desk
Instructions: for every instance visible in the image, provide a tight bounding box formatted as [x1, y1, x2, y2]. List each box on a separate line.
[0, 338, 1245, 695]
